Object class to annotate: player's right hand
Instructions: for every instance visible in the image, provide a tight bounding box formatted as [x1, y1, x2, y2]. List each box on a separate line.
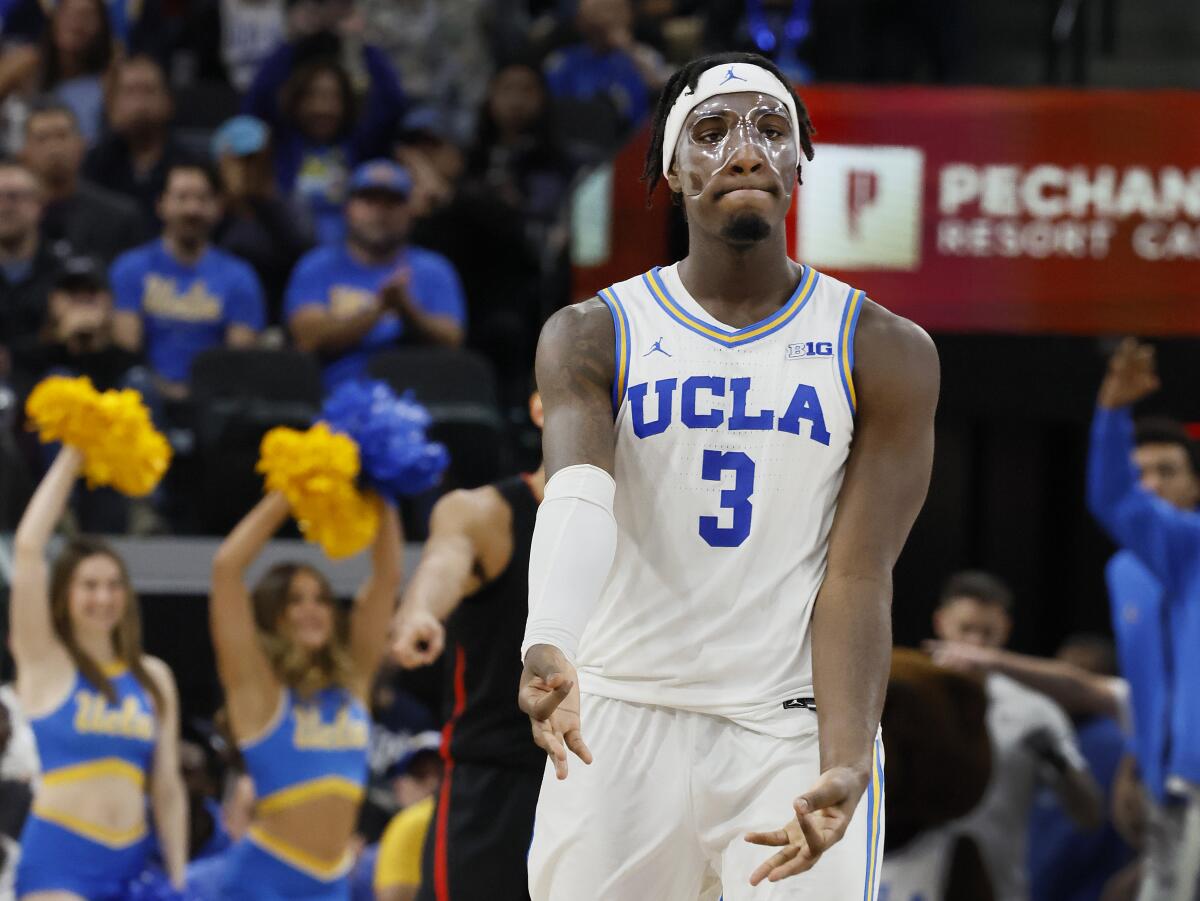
[1098, 338, 1160, 409]
[390, 609, 445, 669]
[519, 644, 592, 780]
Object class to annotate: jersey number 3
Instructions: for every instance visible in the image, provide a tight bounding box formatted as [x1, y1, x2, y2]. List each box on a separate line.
[699, 450, 755, 547]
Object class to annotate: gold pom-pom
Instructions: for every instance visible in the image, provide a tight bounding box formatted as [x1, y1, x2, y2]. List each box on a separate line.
[26, 375, 172, 496]
[258, 424, 379, 559]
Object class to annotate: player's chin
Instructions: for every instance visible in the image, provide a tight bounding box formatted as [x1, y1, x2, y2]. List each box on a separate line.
[719, 210, 774, 245]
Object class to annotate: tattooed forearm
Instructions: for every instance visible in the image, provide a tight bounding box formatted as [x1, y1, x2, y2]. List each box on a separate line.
[536, 299, 618, 478]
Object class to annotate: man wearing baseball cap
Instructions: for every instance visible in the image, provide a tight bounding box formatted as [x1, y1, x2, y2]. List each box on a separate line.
[22, 255, 142, 394]
[285, 158, 467, 392]
[210, 116, 315, 321]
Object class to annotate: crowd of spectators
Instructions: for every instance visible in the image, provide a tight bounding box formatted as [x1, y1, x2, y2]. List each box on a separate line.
[6, 0, 921, 536]
[0, 0, 978, 536]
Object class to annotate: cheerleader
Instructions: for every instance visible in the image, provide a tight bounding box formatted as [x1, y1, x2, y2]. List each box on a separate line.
[209, 487, 402, 899]
[10, 446, 187, 899]
[210, 380, 440, 901]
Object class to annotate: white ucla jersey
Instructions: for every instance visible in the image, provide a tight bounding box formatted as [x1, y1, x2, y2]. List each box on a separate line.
[576, 261, 867, 737]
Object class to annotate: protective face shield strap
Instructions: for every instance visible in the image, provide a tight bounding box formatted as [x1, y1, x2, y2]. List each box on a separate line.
[661, 62, 800, 178]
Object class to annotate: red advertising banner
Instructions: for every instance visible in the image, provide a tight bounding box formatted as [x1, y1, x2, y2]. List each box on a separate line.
[571, 86, 1200, 335]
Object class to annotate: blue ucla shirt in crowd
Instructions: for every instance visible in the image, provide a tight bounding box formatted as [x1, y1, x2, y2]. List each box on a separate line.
[1106, 549, 1170, 802]
[1088, 405, 1200, 790]
[111, 239, 266, 384]
[543, 45, 649, 126]
[284, 243, 467, 391]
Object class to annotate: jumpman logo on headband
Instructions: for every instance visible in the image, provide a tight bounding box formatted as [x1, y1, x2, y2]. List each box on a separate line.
[719, 67, 747, 86]
[644, 337, 672, 357]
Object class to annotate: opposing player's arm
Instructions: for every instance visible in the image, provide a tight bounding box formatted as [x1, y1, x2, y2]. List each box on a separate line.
[519, 299, 617, 779]
[392, 488, 510, 668]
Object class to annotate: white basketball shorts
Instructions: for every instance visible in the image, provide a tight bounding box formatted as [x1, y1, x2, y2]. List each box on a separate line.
[528, 693, 885, 900]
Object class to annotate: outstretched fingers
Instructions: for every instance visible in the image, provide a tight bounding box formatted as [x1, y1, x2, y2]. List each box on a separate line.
[563, 725, 592, 765]
[531, 718, 569, 778]
[529, 675, 572, 721]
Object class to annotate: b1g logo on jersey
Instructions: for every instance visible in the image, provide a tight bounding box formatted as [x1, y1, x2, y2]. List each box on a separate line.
[786, 341, 834, 360]
[795, 144, 925, 271]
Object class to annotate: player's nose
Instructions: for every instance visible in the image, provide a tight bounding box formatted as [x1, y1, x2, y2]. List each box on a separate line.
[725, 137, 768, 176]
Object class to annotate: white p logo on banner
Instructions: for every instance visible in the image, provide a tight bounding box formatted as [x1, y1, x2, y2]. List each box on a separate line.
[796, 145, 925, 270]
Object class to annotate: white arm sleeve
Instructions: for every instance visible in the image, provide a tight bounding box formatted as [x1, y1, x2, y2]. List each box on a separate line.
[521, 464, 618, 665]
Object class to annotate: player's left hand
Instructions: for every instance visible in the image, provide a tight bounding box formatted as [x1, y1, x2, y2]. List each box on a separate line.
[744, 766, 869, 885]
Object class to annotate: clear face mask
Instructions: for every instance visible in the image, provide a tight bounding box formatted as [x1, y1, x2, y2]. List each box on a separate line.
[672, 95, 799, 200]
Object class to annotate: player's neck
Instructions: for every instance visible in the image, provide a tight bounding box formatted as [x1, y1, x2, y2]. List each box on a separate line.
[677, 228, 797, 310]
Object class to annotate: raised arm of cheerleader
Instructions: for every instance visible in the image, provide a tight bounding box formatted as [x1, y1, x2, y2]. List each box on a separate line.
[210, 493, 290, 730]
[145, 656, 189, 889]
[10, 446, 82, 670]
[349, 498, 404, 698]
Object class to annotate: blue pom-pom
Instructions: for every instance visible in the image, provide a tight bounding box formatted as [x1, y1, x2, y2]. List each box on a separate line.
[321, 380, 450, 498]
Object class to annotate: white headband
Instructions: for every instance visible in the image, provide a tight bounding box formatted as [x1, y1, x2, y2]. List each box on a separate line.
[661, 62, 800, 178]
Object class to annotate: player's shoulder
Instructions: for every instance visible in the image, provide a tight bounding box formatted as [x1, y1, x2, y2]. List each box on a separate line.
[804, 267, 932, 355]
[854, 298, 934, 360]
[537, 298, 617, 391]
[430, 484, 511, 533]
[540, 297, 615, 350]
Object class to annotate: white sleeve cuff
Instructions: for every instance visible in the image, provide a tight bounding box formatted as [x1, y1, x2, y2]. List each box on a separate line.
[522, 464, 618, 664]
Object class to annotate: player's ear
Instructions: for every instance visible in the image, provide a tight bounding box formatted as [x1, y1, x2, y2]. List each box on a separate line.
[665, 161, 682, 196]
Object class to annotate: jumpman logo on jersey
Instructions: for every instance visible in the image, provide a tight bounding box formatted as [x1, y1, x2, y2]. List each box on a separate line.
[644, 337, 672, 357]
[719, 67, 747, 86]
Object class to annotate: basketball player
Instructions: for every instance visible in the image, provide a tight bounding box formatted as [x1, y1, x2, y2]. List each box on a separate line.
[390, 387, 547, 901]
[519, 52, 939, 900]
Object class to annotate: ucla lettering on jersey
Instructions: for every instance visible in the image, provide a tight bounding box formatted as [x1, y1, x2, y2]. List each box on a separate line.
[577, 262, 867, 739]
[73, 691, 155, 741]
[292, 705, 370, 751]
[628, 376, 831, 445]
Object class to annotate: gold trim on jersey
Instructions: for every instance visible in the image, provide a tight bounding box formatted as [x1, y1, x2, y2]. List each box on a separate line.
[254, 775, 365, 817]
[41, 757, 146, 789]
[246, 825, 355, 881]
[31, 805, 148, 848]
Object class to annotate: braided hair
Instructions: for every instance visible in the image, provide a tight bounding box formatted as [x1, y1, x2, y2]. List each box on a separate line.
[642, 52, 816, 205]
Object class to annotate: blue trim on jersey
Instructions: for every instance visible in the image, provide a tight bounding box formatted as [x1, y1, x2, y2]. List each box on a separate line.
[598, 287, 632, 414]
[862, 736, 885, 901]
[838, 290, 866, 415]
[861, 749, 874, 901]
[641, 265, 819, 348]
[875, 738, 885, 892]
